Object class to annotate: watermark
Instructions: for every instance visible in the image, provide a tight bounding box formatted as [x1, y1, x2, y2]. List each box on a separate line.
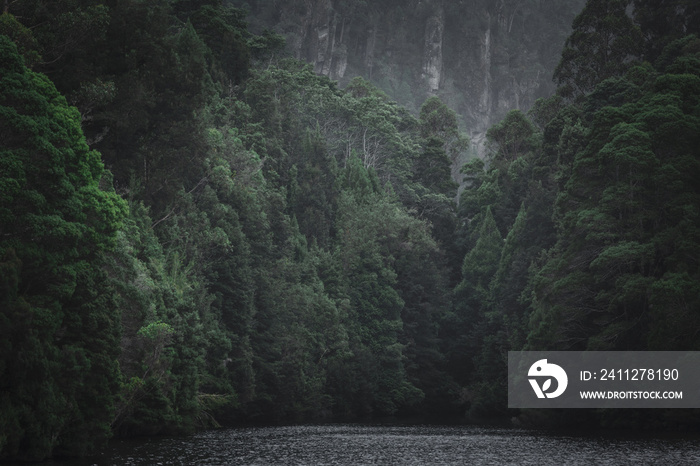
[508, 351, 700, 408]
[528, 359, 568, 399]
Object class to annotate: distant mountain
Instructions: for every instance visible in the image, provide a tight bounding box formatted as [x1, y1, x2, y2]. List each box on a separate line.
[234, 0, 586, 161]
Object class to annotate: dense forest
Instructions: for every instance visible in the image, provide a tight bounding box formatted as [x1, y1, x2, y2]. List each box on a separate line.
[1, 0, 699, 461]
[232, 0, 587, 157]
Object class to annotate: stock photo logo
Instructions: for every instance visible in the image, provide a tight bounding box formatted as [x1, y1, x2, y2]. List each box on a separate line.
[528, 359, 568, 399]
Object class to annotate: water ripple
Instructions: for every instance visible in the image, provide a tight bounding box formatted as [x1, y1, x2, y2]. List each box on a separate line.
[71, 424, 700, 465]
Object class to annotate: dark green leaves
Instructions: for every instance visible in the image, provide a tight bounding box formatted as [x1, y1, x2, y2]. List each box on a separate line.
[0, 35, 126, 460]
[555, 0, 643, 99]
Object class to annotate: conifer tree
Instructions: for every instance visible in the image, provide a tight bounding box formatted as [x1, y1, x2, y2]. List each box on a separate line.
[0, 35, 126, 460]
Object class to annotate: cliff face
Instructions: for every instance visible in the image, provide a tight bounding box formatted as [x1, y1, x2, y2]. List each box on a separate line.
[237, 0, 586, 157]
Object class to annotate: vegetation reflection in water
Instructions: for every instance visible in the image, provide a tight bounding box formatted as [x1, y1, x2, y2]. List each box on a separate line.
[62, 425, 700, 466]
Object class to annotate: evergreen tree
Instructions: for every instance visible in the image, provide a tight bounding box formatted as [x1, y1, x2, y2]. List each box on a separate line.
[528, 39, 700, 352]
[447, 207, 502, 390]
[0, 35, 126, 460]
[554, 0, 643, 99]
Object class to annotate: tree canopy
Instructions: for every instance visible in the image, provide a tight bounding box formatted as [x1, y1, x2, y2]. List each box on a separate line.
[1, 0, 699, 460]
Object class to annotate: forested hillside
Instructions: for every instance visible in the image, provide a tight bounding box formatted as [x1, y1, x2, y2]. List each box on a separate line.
[233, 0, 587, 158]
[1, 0, 699, 461]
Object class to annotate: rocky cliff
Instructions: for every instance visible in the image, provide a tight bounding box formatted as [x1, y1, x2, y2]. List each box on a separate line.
[236, 0, 586, 158]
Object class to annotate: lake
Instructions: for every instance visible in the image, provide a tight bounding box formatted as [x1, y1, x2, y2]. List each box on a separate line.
[51, 424, 700, 465]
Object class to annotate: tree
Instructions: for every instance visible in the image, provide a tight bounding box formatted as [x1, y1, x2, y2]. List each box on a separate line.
[0, 35, 126, 460]
[554, 0, 642, 99]
[414, 136, 456, 197]
[528, 39, 700, 352]
[447, 207, 503, 389]
[331, 157, 422, 415]
[0, 12, 40, 66]
[632, 0, 700, 62]
[485, 109, 535, 163]
[418, 96, 469, 164]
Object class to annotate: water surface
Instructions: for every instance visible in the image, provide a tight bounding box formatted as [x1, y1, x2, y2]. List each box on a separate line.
[61, 424, 700, 465]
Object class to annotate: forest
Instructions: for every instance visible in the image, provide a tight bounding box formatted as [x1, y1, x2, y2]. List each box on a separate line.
[1, 0, 699, 461]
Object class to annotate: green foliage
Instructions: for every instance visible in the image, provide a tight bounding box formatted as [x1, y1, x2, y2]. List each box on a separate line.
[447, 9, 700, 422]
[530, 42, 700, 352]
[331, 166, 450, 415]
[448, 208, 503, 387]
[419, 96, 469, 163]
[632, 0, 700, 62]
[3, 0, 460, 456]
[555, 0, 643, 99]
[486, 110, 535, 162]
[0, 13, 40, 66]
[416, 137, 455, 196]
[4, 0, 699, 458]
[137, 321, 174, 340]
[0, 35, 126, 460]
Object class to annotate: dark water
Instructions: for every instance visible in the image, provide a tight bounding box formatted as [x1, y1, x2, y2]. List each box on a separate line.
[56, 424, 700, 465]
